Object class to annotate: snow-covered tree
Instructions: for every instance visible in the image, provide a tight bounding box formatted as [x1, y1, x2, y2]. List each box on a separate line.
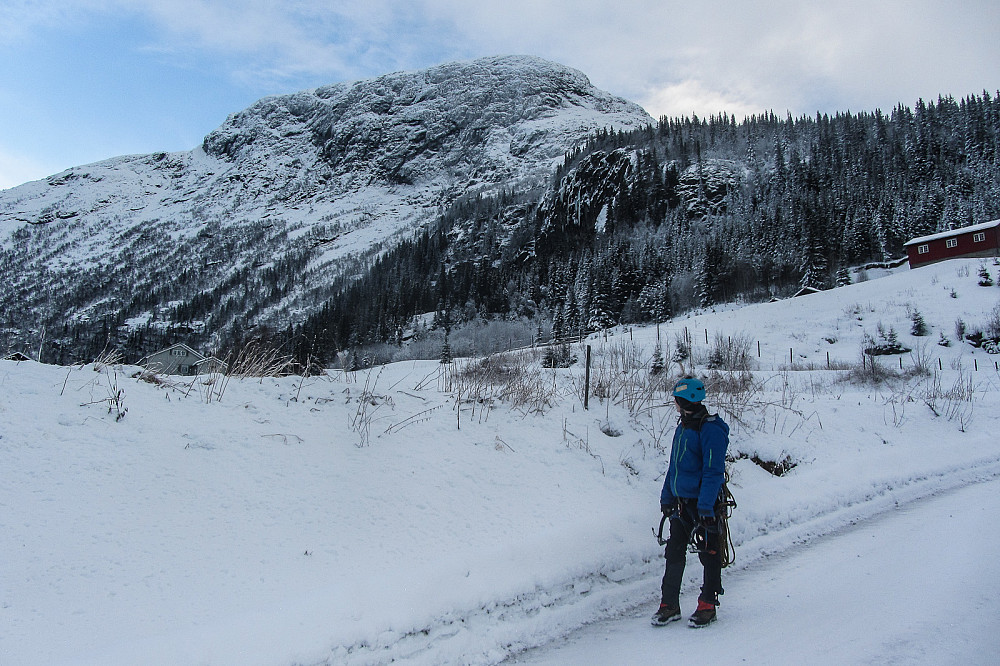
[978, 265, 994, 287]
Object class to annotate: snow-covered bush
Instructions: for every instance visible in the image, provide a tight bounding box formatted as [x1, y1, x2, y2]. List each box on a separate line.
[922, 368, 976, 429]
[542, 343, 576, 368]
[671, 329, 692, 370]
[986, 304, 1000, 340]
[451, 350, 560, 413]
[850, 344, 896, 385]
[977, 264, 994, 287]
[864, 325, 910, 356]
[907, 341, 934, 376]
[706, 331, 754, 371]
[955, 317, 967, 341]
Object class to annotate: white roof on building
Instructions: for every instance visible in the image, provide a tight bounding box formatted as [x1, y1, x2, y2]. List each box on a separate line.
[904, 219, 1000, 246]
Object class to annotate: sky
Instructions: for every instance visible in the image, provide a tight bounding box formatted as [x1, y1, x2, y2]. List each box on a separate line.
[1, 0, 999, 190]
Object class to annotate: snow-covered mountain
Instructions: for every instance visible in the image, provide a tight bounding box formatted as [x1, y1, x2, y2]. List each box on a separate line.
[0, 56, 652, 358]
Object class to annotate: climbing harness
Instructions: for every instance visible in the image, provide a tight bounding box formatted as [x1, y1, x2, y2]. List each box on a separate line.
[652, 471, 738, 568]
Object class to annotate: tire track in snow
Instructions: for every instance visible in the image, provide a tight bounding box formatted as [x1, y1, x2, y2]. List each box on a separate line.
[313, 457, 1000, 665]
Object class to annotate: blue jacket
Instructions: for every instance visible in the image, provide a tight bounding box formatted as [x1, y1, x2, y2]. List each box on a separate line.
[660, 413, 730, 517]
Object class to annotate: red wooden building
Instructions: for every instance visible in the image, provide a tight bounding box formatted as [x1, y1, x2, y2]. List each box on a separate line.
[904, 219, 1000, 268]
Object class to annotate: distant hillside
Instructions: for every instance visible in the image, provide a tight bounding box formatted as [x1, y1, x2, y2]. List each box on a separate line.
[293, 93, 1000, 365]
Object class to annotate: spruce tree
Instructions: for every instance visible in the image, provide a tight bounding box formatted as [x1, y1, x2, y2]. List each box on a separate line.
[978, 265, 994, 287]
[440, 333, 452, 364]
[551, 305, 565, 343]
[835, 267, 851, 287]
[651, 342, 665, 375]
[697, 254, 718, 308]
[588, 287, 616, 331]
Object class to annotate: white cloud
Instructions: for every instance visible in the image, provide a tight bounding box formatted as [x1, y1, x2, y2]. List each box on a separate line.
[639, 80, 762, 122]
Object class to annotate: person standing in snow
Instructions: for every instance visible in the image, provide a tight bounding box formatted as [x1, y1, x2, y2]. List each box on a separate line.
[652, 376, 730, 628]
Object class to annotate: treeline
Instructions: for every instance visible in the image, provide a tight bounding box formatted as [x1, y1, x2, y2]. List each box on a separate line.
[290, 93, 1000, 365]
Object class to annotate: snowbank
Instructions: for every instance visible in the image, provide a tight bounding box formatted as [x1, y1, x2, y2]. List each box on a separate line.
[2, 258, 999, 664]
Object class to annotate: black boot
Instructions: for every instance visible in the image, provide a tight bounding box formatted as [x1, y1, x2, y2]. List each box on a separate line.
[689, 598, 717, 628]
[651, 603, 681, 626]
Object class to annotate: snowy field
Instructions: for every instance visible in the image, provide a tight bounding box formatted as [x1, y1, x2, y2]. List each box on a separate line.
[2, 258, 1000, 665]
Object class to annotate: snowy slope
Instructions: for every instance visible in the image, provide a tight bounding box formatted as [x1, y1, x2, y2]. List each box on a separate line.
[1, 258, 999, 665]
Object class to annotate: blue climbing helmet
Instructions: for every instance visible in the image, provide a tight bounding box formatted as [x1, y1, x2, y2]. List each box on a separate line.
[672, 377, 706, 403]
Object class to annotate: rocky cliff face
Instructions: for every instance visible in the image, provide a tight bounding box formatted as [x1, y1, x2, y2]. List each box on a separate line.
[204, 55, 646, 188]
[0, 56, 652, 359]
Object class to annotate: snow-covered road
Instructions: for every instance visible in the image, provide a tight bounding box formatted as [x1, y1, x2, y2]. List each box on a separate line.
[508, 477, 1000, 665]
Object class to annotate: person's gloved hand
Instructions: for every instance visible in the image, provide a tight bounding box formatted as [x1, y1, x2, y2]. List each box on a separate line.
[661, 501, 677, 515]
[692, 515, 718, 553]
[699, 514, 719, 533]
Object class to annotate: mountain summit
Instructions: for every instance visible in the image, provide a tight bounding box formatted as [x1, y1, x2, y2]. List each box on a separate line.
[0, 56, 652, 360]
[204, 55, 650, 187]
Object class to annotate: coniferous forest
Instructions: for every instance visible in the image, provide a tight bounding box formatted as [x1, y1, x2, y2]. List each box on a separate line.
[287, 93, 1000, 365]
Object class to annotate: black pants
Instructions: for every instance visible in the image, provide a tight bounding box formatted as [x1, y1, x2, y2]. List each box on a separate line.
[660, 498, 723, 606]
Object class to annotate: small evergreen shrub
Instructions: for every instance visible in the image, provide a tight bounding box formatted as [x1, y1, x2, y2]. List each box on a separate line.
[864, 326, 910, 355]
[650, 342, 665, 375]
[978, 265, 994, 287]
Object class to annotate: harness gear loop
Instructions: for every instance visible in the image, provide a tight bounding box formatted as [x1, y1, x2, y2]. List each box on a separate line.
[652, 512, 669, 546]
